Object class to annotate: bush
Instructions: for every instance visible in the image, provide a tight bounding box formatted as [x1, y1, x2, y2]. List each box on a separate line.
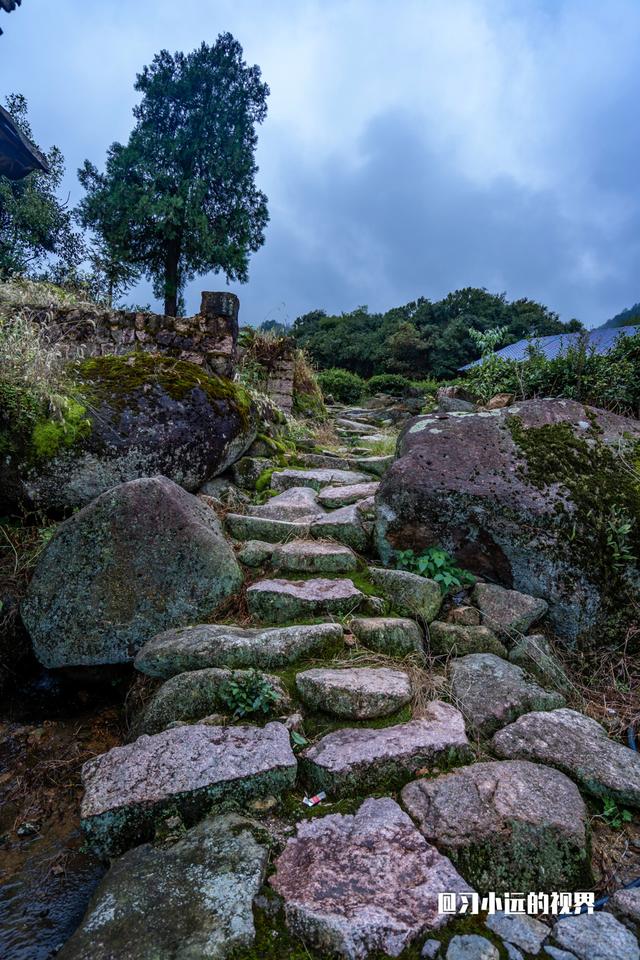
[463, 331, 640, 417]
[365, 373, 414, 396]
[292, 349, 326, 420]
[317, 367, 365, 403]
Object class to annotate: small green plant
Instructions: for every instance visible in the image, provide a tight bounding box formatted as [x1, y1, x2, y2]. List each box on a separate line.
[605, 505, 637, 571]
[599, 796, 633, 830]
[317, 367, 365, 403]
[218, 669, 282, 719]
[395, 547, 476, 594]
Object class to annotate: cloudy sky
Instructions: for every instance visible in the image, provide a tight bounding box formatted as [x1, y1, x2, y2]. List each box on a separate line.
[1, 0, 639, 327]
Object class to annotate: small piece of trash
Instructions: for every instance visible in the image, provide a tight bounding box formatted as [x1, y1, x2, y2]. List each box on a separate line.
[303, 791, 327, 807]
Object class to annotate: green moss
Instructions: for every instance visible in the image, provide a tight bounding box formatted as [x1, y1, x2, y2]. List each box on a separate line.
[77, 353, 254, 429]
[31, 397, 91, 458]
[255, 468, 276, 493]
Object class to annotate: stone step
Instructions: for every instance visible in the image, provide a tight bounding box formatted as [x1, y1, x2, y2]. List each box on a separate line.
[295, 666, 412, 719]
[449, 653, 564, 737]
[472, 582, 548, 634]
[225, 513, 311, 543]
[317, 481, 380, 509]
[492, 707, 640, 807]
[246, 577, 366, 623]
[135, 622, 344, 678]
[401, 759, 590, 894]
[369, 567, 442, 621]
[353, 454, 394, 477]
[80, 722, 297, 857]
[271, 539, 358, 574]
[60, 814, 269, 960]
[335, 418, 381, 435]
[310, 502, 372, 552]
[248, 486, 325, 521]
[300, 700, 472, 794]
[271, 467, 370, 492]
[270, 797, 472, 959]
[349, 615, 424, 656]
[428, 621, 506, 658]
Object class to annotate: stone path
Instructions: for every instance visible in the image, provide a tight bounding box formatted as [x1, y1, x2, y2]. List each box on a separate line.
[71, 398, 640, 960]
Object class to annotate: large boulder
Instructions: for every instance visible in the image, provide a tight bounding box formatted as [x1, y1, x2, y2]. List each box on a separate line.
[2, 354, 259, 512]
[21, 476, 243, 667]
[375, 399, 640, 640]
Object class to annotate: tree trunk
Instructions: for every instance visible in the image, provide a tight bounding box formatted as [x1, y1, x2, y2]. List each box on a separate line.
[164, 240, 180, 316]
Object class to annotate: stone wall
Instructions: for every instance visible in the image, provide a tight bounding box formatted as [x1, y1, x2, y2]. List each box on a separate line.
[26, 291, 239, 378]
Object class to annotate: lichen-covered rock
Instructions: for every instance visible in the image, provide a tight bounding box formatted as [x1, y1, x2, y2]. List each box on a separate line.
[58, 814, 268, 960]
[484, 912, 549, 955]
[295, 667, 412, 719]
[311, 502, 372, 551]
[237, 539, 275, 566]
[450, 653, 565, 736]
[508, 634, 571, 692]
[3, 354, 258, 512]
[318, 481, 380, 509]
[272, 467, 370, 492]
[428, 621, 506, 658]
[301, 700, 471, 794]
[226, 513, 311, 543]
[446, 936, 498, 960]
[401, 760, 590, 894]
[135, 622, 344, 678]
[246, 577, 365, 623]
[606, 888, 640, 932]
[492, 708, 640, 807]
[21, 476, 242, 668]
[231, 455, 275, 491]
[472, 582, 548, 634]
[271, 797, 474, 960]
[375, 399, 640, 640]
[81, 721, 296, 856]
[551, 912, 639, 960]
[368, 567, 442, 621]
[248, 485, 325, 521]
[132, 667, 287, 736]
[447, 605, 481, 626]
[349, 616, 424, 656]
[271, 539, 358, 574]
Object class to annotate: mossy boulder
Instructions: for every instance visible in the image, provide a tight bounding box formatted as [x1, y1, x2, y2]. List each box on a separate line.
[21, 476, 242, 668]
[376, 399, 640, 641]
[2, 353, 259, 512]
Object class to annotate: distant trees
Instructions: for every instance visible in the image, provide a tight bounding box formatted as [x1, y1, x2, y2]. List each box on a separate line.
[0, 95, 82, 280]
[293, 289, 584, 379]
[78, 34, 269, 316]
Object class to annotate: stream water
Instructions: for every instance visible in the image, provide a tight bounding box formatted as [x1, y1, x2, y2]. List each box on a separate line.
[0, 665, 124, 959]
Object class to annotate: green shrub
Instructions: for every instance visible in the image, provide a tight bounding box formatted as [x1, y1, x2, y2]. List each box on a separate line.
[395, 547, 476, 594]
[365, 373, 414, 396]
[218, 670, 282, 719]
[317, 367, 364, 403]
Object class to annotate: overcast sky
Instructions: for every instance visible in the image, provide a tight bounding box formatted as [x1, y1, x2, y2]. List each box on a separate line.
[1, 0, 639, 327]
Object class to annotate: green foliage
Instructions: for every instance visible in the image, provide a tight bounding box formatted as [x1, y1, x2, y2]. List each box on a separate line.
[31, 397, 90, 458]
[364, 373, 415, 395]
[218, 669, 281, 719]
[78, 34, 269, 315]
[468, 324, 509, 357]
[0, 95, 85, 281]
[598, 796, 633, 830]
[293, 289, 582, 380]
[464, 330, 640, 416]
[395, 547, 476, 594]
[601, 301, 640, 330]
[316, 367, 364, 403]
[255, 467, 275, 493]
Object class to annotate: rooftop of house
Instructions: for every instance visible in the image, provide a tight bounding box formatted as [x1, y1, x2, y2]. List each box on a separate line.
[460, 324, 640, 371]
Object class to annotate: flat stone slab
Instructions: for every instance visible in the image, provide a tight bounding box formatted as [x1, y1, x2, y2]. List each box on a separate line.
[237, 539, 275, 566]
[318, 482, 380, 509]
[349, 615, 424, 656]
[271, 468, 370, 492]
[225, 513, 310, 543]
[301, 700, 471, 794]
[369, 567, 442, 621]
[492, 707, 640, 807]
[402, 760, 589, 893]
[450, 653, 565, 736]
[428, 621, 506, 658]
[249, 486, 325, 521]
[335, 417, 381, 435]
[485, 912, 549, 955]
[446, 936, 499, 960]
[472, 582, 548, 634]
[132, 667, 287, 736]
[58, 815, 268, 960]
[80, 722, 297, 856]
[551, 912, 640, 960]
[246, 577, 364, 623]
[270, 797, 474, 960]
[296, 667, 412, 719]
[272, 539, 358, 574]
[311, 503, 371, 551]
[354, 455, 394, 477]
[135, 622, 344, 678]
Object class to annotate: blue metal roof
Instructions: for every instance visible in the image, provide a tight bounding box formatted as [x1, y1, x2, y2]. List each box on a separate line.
[460, 325, 640, 371]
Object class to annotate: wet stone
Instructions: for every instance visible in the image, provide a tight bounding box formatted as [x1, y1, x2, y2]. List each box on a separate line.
[301, 700, 471, 794]
[80, 722, 297, 856]
[135, 621, 344, 678]
[450, 653, 564, 736]
[270, 797, 474, 960]
[58, 814, 268, 960]
[492, 708, 640, 807]
[295, 666, 412, 719]
[246, 577, 365, 623]
[349, 615, 424, 656]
